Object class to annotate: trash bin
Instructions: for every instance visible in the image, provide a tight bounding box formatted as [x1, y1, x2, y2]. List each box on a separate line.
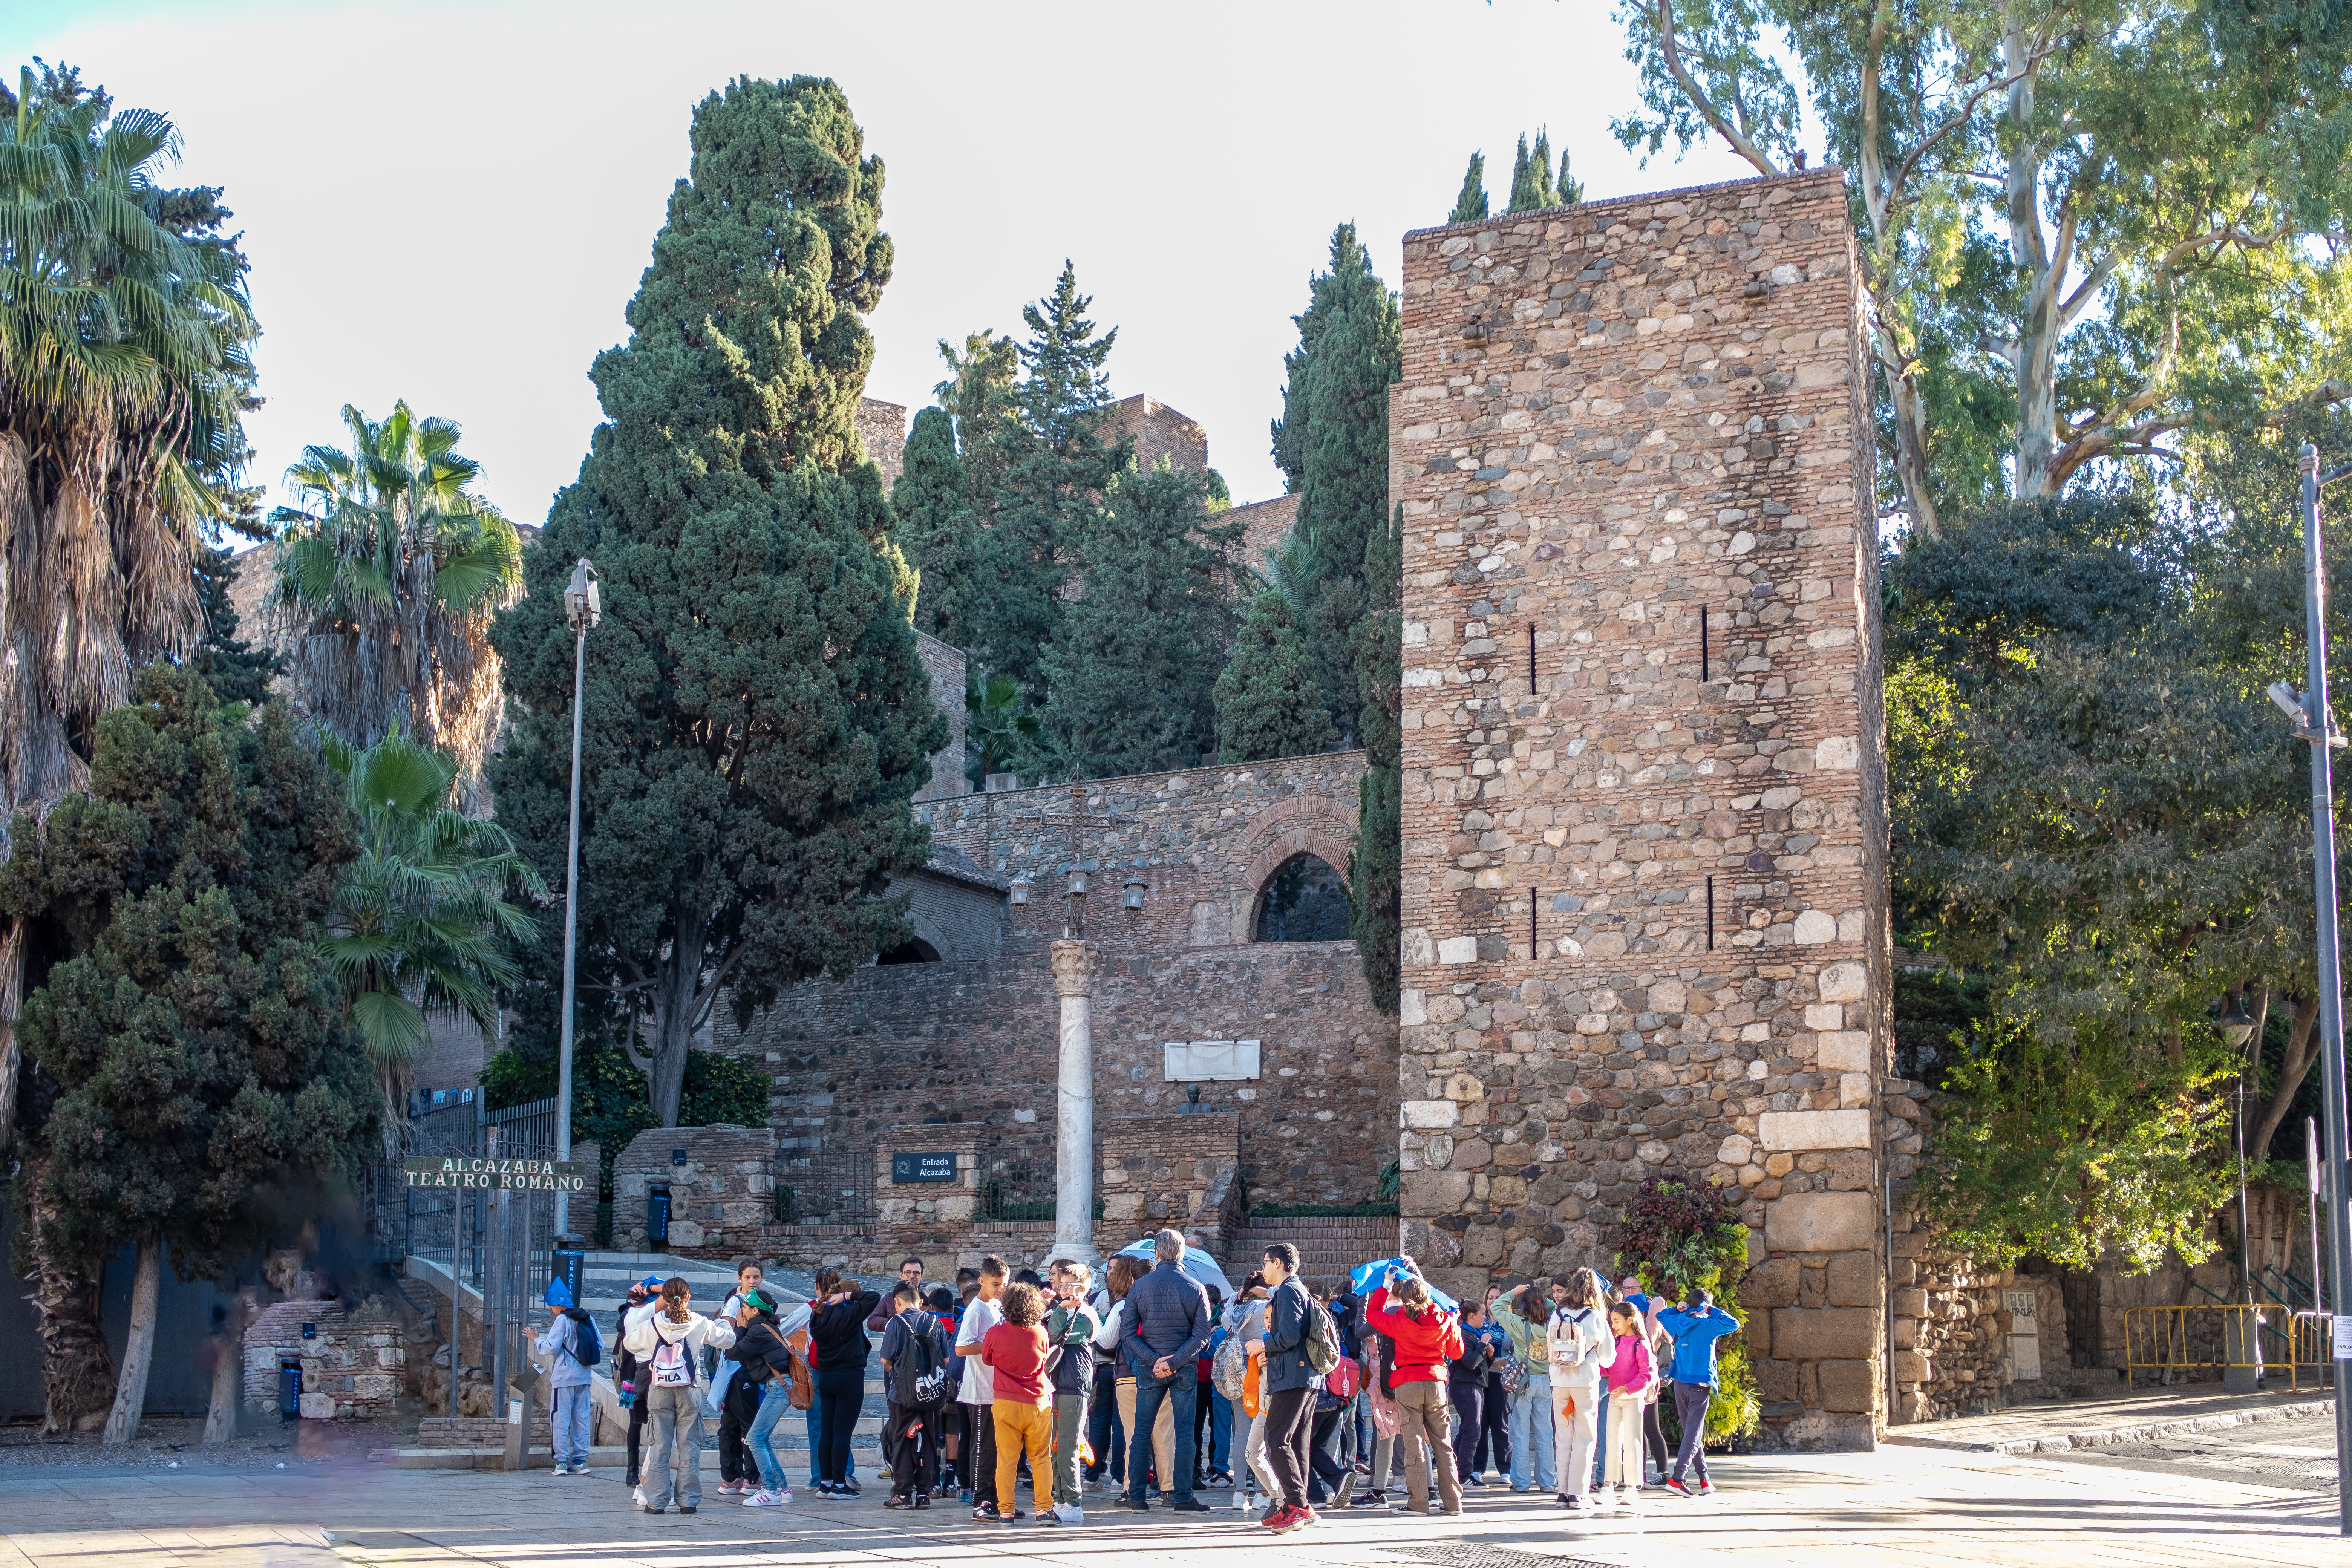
[2223, 1309, 2264, 1394]
[646, 1186, 671, 1248]
[278, 1358, 302, 1419]
[551, 1246, 586, 1306]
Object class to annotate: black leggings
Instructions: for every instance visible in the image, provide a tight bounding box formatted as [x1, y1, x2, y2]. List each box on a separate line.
[817, 1368, 862, 1483]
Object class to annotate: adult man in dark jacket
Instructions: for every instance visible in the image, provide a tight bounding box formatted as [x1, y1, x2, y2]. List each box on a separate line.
[1121, 1228, 1212, 1512]
[1257, 1242, 1319, 1531]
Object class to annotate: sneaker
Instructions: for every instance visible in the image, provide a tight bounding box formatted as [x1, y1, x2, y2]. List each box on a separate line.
[1118, 1494, 1150, 1511]
[632, 1486, 648, 1507]
[1352, 1459, 1371, 1475]
[957, 1488, 972, 1505]
[913, 1493, 929, 1508]
[972, 1504, 1000, 1522]
[640, 1505, 664, 1516]
[1059, 1504, 1083, 1523]
[1296, 1504, 1321, 1525]
[1664, 1477, 1693, 1498]
[1259, 1504, 1295, 1533]
[1233, 1490, 1247, 1512]
[1696, 1479, 1716, 1496]
[1351, 1489, 1388, 1508]
[839, 1478, 860, 1497]
[883, 1493, 911, 1509]
[1465, 1472, 1486, 1488]
[1035, 1510, 1061, 1527]
[743, 1489, 779, 1507]
[1168, 1496, 1211, 1512]
[1332, 1472, 1356, 1508]
[677, 1504, 697, 1514]
[1000, 1509, 1026, 1522]
[1557, 1491, 1580, 1510]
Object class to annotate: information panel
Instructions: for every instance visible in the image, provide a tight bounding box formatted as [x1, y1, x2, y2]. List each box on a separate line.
[891, 1152, 959, 1184]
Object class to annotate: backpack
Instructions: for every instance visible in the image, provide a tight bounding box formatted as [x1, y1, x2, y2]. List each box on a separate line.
[785, 1327, 814, 1411]
[650, 1335, 694, 1388]
[1301, 1292, 1341, 1377]
[1497, 1340, 1529, 1396]
[570, 1312, 602, 1369]
[898, 1315, 953, 1412]
[1211, 1319, 1250, 1400]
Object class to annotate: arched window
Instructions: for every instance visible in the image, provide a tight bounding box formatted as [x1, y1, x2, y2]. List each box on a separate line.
[877, 937, 942, 965]
[1252, 853, 1352, 942]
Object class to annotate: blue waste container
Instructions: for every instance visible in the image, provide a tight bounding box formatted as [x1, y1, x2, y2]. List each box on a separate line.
[647, 1186, 671, 1247]
[552, 1247, 586, 1306]
[278, 1358, 302, 1418]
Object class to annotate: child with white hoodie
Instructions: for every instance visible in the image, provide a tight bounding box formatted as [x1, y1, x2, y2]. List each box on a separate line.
[622, 1277, 737, 1514]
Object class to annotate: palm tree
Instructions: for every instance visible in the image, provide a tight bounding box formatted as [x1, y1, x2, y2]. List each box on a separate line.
[320, 728, 544, 1162]
[269, 402, 523, 801]
[0, 62, 258, 1432]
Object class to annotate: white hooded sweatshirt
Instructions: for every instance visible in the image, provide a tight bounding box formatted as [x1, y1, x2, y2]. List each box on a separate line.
[622, 1302, 736, 1386]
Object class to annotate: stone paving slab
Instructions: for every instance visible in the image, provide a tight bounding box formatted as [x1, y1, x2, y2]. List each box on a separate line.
[0, 1434, 2341, 1568]
[1883, 1387, 2337, 1455]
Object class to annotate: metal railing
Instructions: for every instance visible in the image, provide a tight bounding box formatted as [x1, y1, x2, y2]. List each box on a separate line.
[2123, 1304, 2338, 1393]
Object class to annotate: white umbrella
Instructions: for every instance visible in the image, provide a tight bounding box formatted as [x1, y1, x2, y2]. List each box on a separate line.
[1112, 1238, 1236, 1298]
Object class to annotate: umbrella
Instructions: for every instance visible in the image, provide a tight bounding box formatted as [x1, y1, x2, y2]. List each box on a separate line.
[1348, 1258, 1458, 1312]
[1113, 1239, 1236, 1298]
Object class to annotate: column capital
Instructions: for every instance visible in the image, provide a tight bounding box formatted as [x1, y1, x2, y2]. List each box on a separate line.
[1050, 939, 1099, 998]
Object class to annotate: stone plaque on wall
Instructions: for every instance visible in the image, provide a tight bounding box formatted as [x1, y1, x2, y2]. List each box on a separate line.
[1162, 1039, 1262, 1081]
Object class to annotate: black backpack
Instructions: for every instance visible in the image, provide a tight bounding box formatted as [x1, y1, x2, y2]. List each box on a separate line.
[896, 1313, 952, 1412]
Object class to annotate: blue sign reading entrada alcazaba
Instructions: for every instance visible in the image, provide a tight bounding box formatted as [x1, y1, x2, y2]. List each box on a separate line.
[891, 1152, 958, 1184]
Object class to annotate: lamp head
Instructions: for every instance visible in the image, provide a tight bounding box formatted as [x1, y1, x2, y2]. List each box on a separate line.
[2217, 994, 2257, 1049]
[1122, 877, 1146, 911]
[2269, 681, 2306, 721]
[564, 559, 601, 631]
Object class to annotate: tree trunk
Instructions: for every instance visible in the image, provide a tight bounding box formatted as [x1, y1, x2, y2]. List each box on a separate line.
[101, 1231, 162, 1446]
[203, 1328, 240, 1445]
[2250, 994, 2323, 1164]
[23, 1148, 117, 1434]
[647, 902, 705, 1127]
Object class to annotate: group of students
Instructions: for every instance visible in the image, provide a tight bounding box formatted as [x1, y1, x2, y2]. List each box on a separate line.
[527, 1241, 1742, 1529]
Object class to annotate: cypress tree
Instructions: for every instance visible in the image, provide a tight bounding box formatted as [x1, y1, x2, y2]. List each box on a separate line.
[893, 406, 974, 646]
[1558, 142, 1585, 205]
[1037, 459, 1237, 779]
[963, 263, 1122, 694]
[1447, 152, 1489, 224]
[191, 543, 283, 706]
[1350, 506, 1403, 1014]
[1509, 130, 1560, 212]
[1268, 223, 1402, 744]
[487, 76, 944, 1127]
[1215, 590, 1336, 763]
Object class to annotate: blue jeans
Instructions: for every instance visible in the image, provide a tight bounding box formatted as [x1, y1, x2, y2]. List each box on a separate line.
[747, 1381, 790, 1493]
[1592, 1386, 1609, 1486]
[550, 1383, 592, 1468]
[1127, 1368, 1198, 1504]
[1209, 1388, 1233, 1473]
[1508, 1372, 1555, 1491]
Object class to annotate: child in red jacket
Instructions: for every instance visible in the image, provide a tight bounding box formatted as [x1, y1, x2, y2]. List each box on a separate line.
[1362, 1273, 1465, 1515]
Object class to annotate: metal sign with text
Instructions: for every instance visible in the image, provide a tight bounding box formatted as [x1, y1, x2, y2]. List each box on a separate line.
[403, 1156, 587, 1192]
[891, 1152, 958, 1184]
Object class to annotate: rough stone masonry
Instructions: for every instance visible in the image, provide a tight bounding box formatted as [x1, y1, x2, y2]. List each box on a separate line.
[1390, 167, 1892, 1450]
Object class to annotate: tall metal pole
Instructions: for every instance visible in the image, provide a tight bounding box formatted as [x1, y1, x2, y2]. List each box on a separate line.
[2294, 444, 2352, 1535]
[554, 560, 598, 1243]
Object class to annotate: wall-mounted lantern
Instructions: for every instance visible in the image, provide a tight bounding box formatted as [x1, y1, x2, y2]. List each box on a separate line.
[1066, 870, 1089, 897]
[1122, 877, 1147, 911]
[1008, 874, 1032, 906]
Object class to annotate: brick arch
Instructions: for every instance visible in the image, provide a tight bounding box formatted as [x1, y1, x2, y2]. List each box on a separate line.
[1241, 827, 1355, 900]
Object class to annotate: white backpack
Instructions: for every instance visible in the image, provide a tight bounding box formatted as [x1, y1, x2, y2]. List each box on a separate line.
[651, 1335, 694, 1388]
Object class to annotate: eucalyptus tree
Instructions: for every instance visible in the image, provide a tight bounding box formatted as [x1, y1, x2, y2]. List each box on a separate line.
[267, 401, 522, 795]
[1611, 0, 2352, 533]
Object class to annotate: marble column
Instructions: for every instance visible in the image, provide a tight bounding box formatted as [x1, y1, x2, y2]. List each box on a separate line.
[1050, 939, 1099, 1265]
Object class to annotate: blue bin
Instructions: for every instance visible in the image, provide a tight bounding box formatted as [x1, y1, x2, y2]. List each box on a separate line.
[552, 1247, 586, 1305]
[278, 1359, 302, 1418]
[646, 1188, 671, 1246]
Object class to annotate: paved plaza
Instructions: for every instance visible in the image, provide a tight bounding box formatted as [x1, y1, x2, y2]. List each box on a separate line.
[0, 1407, 2339, 1568]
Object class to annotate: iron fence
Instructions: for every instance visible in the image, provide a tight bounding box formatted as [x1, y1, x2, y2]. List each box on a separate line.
[776, 1144, 874, 1223]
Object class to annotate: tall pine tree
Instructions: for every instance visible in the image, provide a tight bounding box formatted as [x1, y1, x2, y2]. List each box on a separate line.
[1350, 506, 1403, 1014]
[1215, 590, 1335, 763]
[487, 76, 943, 1127]
[1269, 224, 1402, 745]
[963, 263, 1122, 694]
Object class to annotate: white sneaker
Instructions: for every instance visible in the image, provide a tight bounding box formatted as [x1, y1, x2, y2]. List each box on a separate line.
[1057, 1504, 1083, 1524]
[1233, 1490, 1247, 1512]
[743, 1489, 782, 1508]
[632, 1485, 647, 1507]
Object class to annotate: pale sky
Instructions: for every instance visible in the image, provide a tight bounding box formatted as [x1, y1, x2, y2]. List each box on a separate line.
[15, 0, 1777, 524]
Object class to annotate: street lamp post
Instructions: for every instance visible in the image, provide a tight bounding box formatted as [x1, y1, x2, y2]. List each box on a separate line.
[2281, 446, 2352, 1534]
[554, 560, 600, 1242]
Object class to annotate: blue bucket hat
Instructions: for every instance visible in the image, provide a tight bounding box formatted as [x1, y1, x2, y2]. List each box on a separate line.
[545, 1276, 574, 1309]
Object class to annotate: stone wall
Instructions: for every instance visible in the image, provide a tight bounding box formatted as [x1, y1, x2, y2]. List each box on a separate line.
[912, 631, 970, 802]
[1390, 167, 1890, 1450]
[1102, 394, 1209, 475]
[1099, 1111, 1242, 1251]
[1227, 492, 1299, 569]
[243, 1299, 404, 1420]
[712, 752, 1395, 1217]
[858, 396, 908, 489]
[611, 1124, 776, 1254]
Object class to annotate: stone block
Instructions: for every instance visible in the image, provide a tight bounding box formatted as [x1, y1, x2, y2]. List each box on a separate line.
[1891, 1288, 1928, 1318]
[1777, 1410, 1877, 1452]
[1758, 1109, 1871, 1151]
[1402, 1170, 1471, 1213]
[1400, 1099, 1460, 1129]
[298, 1392, 338, 1421]
[1754, 1358, 1799, 1402]
[1742, 1256, 1800, 1310]
[668, 1219, 705, 1248]
[1816, 1358, 1877, 1412]
[1770, 1307, 1880, 1360]
[1766, 1191, 1877, 1253]
[1817, 963, 1868, 1003]
[1817, 1032, 1871, 1072]
[1825, 1250, 1879, 1307]
[1893, 1350, 1931, 1383]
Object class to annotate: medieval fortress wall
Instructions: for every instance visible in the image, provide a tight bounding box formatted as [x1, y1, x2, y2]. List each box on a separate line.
[1389, 168, 1891, 1448]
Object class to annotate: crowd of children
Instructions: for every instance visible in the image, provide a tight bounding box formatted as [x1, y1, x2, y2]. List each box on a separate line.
[538, 1239, 1743, 1531]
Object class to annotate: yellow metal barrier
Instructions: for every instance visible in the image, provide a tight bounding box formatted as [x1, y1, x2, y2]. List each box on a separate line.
[2122, 1304, 2337, 1393]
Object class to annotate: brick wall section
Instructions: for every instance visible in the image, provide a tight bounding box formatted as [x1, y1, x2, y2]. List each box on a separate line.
[711, 752, 1396, 1215]
[1100, 1112, 1242, 1246]
[897, 871, 1004, 961]
[243, 1300, 404, 1419]
[912, 631, 970, 802]
[1228, 1216, 1402, 1295]
[1102, 394, 1209, 474]
[611, 1124, 775, 1254]
[858, 397, 907, 490]
[1227, 493, 1299, 570]
[1390, 168, 1890, 1451]
[417, 1414, 553, 1450]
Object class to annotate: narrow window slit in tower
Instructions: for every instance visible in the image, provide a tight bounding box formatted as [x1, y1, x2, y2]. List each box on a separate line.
[1706, 876, 1716, 951]
[1528, 623, 1537, 691]
[1530, 891, 1537, 960]
[1701, 605, 1710, 684]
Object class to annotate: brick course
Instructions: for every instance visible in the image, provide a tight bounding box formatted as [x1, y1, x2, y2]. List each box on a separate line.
[1390, 168, 1890, 1450]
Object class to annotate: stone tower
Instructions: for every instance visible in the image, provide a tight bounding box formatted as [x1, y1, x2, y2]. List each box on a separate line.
[1389, 167, 1891, 1450]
